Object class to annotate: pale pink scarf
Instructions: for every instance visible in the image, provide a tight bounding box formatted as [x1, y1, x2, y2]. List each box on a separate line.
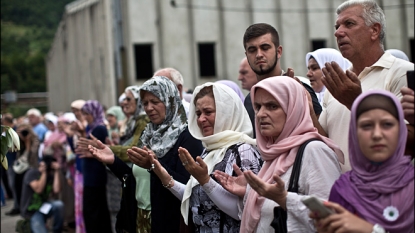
[241, 76, 344, 232]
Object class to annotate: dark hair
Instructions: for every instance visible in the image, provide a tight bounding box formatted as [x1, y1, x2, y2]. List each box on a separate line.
[42, 156, 57, 172]
[356, 94, 398, 120]
[193, 86, 214, 105]
[243, 23, 280, 49]
[21, 130, 29, 137]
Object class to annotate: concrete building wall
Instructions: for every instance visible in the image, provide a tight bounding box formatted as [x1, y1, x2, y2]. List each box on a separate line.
[46, 0, 116, 112]
[47, 0, 414, 110]
[122, 0, 413, 88]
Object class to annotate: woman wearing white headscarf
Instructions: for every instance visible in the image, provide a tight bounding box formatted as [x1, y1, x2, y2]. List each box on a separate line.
[149, 82, 263, 232]
[305, 48, 351, 106]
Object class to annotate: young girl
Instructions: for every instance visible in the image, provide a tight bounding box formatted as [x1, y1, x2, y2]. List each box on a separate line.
[312, 90, 414, 233]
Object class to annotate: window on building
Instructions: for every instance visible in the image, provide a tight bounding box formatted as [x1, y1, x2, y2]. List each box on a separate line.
[134, 44, 153, 80]
[311, 40, 326, 51]
[410, 38, 414, 62]
[198, 43, 216, 77]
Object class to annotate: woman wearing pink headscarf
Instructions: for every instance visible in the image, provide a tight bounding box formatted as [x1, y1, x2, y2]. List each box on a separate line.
[311, 90, 414, 233]
[42, 115, 70, 166]
[215, 76, 344, 232]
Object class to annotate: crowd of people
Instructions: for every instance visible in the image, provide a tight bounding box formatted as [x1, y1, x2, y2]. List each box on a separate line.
[1, 0, 414, 233]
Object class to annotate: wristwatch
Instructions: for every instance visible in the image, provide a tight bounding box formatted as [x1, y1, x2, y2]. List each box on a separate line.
[372, 224, 386, 233]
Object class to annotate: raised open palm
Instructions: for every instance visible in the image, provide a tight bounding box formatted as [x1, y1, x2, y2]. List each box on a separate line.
[88, 139, 115, 164]
[214, 164, 247, 198]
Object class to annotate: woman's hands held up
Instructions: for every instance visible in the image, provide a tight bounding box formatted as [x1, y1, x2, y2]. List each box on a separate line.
[127, 146, 154, 169]
[244, 171, 288, 210]
[214, 164, 247, 198]
[178, 147, 210, 185]
[86, 137, 115, 164]
[75, 136, 98, 157]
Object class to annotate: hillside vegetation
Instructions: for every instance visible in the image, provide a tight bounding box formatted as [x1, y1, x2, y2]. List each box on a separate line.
[1, 0, 73, 94]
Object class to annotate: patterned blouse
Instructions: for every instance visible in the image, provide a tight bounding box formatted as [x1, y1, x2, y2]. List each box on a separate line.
[190, 143, 263, 233]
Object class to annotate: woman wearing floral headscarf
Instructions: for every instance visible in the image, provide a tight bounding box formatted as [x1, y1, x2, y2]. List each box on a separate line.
[80, 100, 112, 233]
[86, 77, 203, 233]
[312, 90, 414, 233]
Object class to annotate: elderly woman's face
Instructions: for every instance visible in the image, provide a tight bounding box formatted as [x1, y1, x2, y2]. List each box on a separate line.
[196, 95, 216, 137]
[254, 88, 286, 140]
[142, 91, 166, 125]
[357, 109, 399, 162]
[306, 58, 325, 93]
[122, 90, 137, 116]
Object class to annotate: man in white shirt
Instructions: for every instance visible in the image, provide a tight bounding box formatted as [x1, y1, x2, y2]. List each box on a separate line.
[315, 0, 414, 172]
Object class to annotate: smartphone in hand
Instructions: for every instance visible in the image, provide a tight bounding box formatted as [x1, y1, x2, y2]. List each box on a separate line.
[407, 70, 414, 90]
[301, 196, 334, 218]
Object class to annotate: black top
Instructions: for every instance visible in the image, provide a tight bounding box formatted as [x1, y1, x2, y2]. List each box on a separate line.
[244, 82, 322, 137]
[244, 93, 256, 139]
[150, 127, 204, 233]
[82, 125, 108, 187]
[108, 127, 204, 233]
[107, 156, 137, 233]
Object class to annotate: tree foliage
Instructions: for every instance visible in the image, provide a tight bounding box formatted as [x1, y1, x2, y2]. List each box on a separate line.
[1, 0, 72, 94]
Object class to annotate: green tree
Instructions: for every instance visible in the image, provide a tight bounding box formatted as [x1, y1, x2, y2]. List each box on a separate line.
[1, 0, 72, 95]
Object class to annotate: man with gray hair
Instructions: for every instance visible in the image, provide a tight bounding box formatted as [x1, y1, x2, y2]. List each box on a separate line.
[26, 108, 48, 142]
[153, 67, 190, 116]
[315, 0, 414, 172]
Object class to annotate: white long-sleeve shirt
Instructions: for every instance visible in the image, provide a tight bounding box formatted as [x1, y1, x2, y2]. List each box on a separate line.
[242, 140, 342, 233]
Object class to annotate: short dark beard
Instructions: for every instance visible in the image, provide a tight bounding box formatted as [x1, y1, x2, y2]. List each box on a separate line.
[250, 54, 278, 76]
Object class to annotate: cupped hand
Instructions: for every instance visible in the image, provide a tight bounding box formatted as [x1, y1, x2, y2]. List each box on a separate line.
[214, 164, 247, 198]
[76, 137, 93, 156]
[87, 138, 115, 164]
[322, 62, 361, 110]
[244, 171, 287, 209]
[127, 146, 153, 169]
[178, 147, 209, 185]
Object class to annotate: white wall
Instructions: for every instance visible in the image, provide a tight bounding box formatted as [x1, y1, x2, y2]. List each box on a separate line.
[47, 0, 414, 111]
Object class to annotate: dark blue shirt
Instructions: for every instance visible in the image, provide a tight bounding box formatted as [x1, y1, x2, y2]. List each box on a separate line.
[82, 125, 108, 187]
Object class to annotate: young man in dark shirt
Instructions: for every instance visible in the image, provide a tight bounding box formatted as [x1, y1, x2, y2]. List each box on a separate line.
[242, 23, 322, 135]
